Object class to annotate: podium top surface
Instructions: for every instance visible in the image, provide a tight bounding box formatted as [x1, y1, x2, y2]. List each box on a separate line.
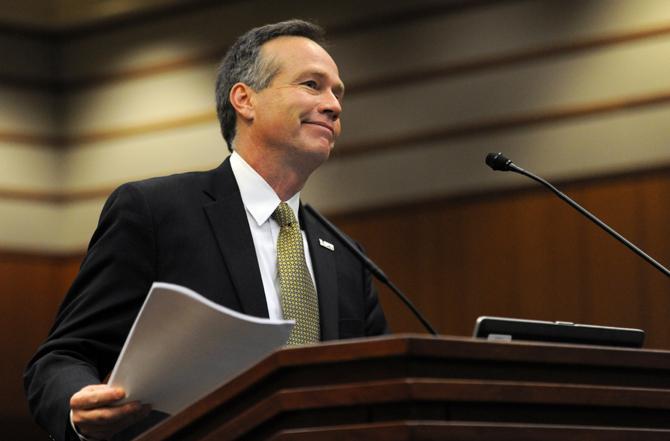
[137, 334, 670, 441]
[274, 333, 670, 368]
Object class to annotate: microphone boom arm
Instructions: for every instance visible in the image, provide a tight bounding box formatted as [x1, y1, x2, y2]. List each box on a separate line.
[487, 153, 670, 278]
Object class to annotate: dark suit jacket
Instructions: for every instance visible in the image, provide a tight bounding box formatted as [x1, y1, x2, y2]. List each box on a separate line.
[24, 158, 388, 441]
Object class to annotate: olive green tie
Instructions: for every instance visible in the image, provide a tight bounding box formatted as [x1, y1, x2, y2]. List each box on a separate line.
[272, 202, 321, 345]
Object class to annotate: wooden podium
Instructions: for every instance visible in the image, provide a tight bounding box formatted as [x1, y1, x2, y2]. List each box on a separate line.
[135, 335, 670, 440]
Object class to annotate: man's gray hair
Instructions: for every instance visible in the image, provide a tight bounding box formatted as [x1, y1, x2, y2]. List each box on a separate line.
[215, 19, 325, 151]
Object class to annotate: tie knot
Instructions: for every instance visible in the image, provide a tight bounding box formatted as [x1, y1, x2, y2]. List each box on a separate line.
[272, 202, 296, 227]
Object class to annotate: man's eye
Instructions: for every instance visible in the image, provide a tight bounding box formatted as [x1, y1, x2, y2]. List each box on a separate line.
[303, 80, 318, 89]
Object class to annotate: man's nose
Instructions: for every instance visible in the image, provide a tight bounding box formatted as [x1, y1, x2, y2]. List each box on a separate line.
[320, 90, 342, 119]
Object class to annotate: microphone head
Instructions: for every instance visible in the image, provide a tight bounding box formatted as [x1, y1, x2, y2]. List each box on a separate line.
[485, 152, 513, 171]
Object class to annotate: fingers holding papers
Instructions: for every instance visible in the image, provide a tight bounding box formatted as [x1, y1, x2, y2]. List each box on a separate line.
[70, 384, 151, 440]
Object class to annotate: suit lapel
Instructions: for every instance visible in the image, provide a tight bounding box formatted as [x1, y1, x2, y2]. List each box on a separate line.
[302, 206, 339, 340]
[203, 159, 269, 318]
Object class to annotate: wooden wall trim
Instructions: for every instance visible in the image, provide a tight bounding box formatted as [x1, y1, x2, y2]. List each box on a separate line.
[3, 87, 670, 150]
[334, 89, 670, 158]
[334, 163, 670, 221]
[327, 0, 501, 38]
[0, 112, 214, 146]
[346, 21, 670, 96]
[62, 49, 226, 92]
[0, 248, 83, 260]
[3, 10, 670, 95]
[67, 111, 216, 145]
[0, 130, 60, 146]
[2, 17, 669, 146]
[3, 48, 227, 92]
[0, 0, 497, 40]
[0, 187, 112, 204]
[3, 162, 670, 256]
[2, 88, 670, 204]
[0, 1, 503, 92]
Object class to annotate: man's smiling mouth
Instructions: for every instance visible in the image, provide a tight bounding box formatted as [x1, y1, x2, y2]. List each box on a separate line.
[304, 121, 334, 135]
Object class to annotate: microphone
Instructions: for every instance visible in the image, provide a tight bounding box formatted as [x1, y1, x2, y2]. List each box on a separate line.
[486, 152, 518, 172]
[485, 152, 670, 278]
[303, 204, 438, 335]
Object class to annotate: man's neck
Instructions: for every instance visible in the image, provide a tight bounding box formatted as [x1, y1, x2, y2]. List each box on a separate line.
[234, 147, 310, 201]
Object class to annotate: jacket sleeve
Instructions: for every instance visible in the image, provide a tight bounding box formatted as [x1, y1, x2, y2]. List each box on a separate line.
[23, 182, 156, 441]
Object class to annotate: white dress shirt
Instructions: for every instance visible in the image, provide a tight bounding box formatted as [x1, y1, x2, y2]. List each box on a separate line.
[229, 151, 317, 320]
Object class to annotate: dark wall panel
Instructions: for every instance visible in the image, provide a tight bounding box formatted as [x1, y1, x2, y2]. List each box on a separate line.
[333, 168, 670, 349]
[0, 253, 81, 439]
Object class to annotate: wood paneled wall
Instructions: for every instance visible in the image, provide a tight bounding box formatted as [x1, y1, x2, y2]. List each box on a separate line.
[1, 252, 81, 438]
[332, 167, 670, 348]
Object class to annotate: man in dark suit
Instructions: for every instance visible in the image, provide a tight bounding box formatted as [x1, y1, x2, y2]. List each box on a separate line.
[24, 19, 388, 441]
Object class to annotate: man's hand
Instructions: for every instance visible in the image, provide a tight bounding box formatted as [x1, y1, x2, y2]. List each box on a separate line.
[70, 384, 151, 440]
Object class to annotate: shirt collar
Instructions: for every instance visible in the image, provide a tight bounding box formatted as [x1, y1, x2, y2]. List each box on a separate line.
[229, 151, 301, 227]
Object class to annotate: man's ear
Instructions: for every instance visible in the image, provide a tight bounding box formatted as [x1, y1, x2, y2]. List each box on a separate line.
[229, 83, 255, 121]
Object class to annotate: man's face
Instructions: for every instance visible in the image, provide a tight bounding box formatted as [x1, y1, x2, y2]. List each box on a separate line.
[249, 36, 344, 167]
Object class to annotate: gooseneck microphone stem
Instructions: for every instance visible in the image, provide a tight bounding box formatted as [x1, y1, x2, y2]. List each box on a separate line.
[304, 204, 438, 335]
[486, 153, 670, 278]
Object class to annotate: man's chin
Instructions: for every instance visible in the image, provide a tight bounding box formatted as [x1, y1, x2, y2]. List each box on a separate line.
[318, 142, 334, 161]
[309, 138, 334, 156]
[295, 142, 332, 171]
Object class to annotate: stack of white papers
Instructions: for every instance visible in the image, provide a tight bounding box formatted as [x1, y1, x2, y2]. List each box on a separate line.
[108, 282, 294, 414]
